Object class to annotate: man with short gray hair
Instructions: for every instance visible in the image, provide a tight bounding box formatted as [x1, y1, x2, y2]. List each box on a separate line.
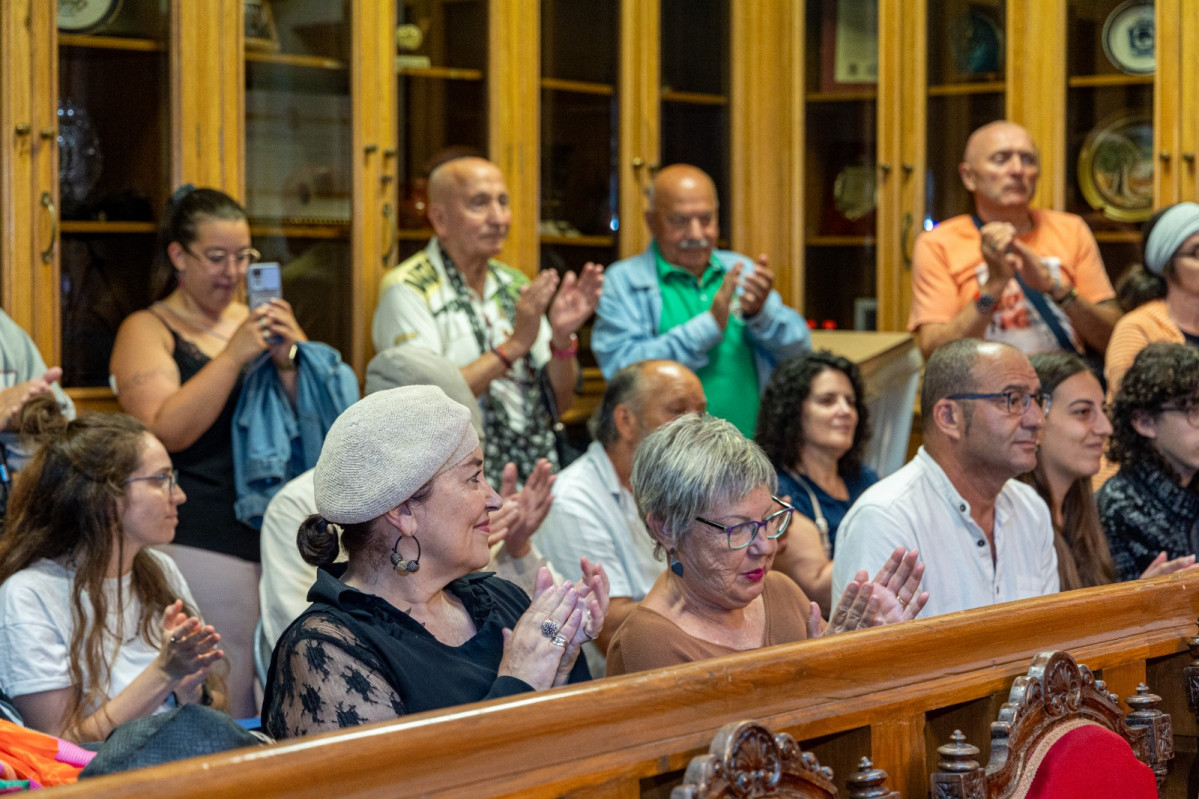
[538, 359, 706, 654]
[833, 338, 1059, 617]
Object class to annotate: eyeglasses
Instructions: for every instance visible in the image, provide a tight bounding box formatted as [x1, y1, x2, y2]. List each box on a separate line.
[184, 247, 260, 270]
[1159, 402, 1199, 428]
[946, 389, 1052, 416]
[696, 496, 795, 550]
[124, 469, 180, 492]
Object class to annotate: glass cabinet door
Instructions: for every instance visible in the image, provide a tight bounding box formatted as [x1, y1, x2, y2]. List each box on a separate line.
[923, 0, 1006, 227]
[395, 0, 489, 262]
[803, 0, 879, 330]
[1065, 0, 1155, 282]
[57, 4, 171, 387]
[243, 1, 354, 361]
[660, 0, 729, 236]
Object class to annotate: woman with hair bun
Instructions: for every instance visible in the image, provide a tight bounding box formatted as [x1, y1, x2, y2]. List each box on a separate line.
[0, 399, 224, 741]
[262, 385, 606, 738]
[109, 186, 308, 716]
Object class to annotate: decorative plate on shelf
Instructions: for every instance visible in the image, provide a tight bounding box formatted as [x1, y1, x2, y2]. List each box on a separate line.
[1102, 0, 1154, 75]
[833, 164, 876, 222]
[948, 8, 1003, 78]
[1077, 111, 1153, 223]
[57, 0, 122, 33]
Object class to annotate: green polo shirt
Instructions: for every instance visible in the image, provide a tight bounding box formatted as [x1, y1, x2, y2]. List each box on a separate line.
[654, 244, 760, 436]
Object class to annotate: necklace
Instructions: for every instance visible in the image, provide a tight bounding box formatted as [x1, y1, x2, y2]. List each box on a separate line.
[153, 301, 231, 342]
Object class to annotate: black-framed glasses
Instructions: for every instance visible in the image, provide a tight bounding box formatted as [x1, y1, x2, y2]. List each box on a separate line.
[696, 496, 794, 550]
[1159, 402, 1199, 428]
[184, 247, 260, 270]
[946, 389, 1052, 416]
[124, 469, 179, 492]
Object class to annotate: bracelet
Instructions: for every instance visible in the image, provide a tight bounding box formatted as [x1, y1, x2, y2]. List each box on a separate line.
[276, 343, 299, 372]
[492, 345, 514, 370]
[1055, 287, 1079, 309]
[550, 334, 579, 360]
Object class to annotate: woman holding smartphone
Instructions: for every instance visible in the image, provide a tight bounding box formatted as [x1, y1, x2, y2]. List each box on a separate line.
[109, 186, 307, 717]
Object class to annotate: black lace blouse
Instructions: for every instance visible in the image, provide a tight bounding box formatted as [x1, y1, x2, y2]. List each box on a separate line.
[261, 569, 590, 738]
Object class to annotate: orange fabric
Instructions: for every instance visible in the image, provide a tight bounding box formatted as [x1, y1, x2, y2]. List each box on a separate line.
[0, 721, 85, 788]
[1104, 299, 1184, 398]
[908, 210, 1114, 348]
[1017, 722, 1156, 799]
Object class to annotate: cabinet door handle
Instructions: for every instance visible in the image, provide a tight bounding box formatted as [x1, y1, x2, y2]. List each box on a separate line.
[1184, 152, 1196, 164]
[15, 124, 30, 136]
[878, 163, 892, 176]
[40, 192, 58, 264]
[1160, 151, 1171, 162]
[381, 202, 398, 268]
[901, 212, 914, 271]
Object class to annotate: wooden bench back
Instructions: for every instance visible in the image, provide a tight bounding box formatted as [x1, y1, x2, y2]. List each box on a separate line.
[52, 573, 1199, 798]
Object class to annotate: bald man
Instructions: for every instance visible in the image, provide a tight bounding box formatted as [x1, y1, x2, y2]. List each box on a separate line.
[908, 120, 1119, 360]
[372, 156, 602, 486]
[537, 359, 707, 656]
[592, 164, 809, 437]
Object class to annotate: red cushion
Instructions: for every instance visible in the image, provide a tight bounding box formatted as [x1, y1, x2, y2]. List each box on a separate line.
[1023, 723, 1157, 799]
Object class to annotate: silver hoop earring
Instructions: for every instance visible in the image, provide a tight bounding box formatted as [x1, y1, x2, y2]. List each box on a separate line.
[390, 535, 421, 574]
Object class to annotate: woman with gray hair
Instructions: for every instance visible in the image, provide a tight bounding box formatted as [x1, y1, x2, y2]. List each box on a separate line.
[606, 414, 926, 675]
[1105, 202, 1199, 396]
[261, 385, 606, 737]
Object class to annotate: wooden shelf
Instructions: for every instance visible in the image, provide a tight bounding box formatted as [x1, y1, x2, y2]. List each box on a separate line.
[246, 51, 347, 71]
[398, 228, 435, 241]
[805, 90, 878, 103]
[540, 234, 614, 247]
[661, 89, 727, 105]
[61, 220, 157, 234]
[1093, 230, 1141, 243]
[540, 77, 614, 96]
[806, 235, 876, 247]
[59, 34, 164, 52]
[1068, 74, 1155, 89]
[249, 222, 350, 239]
[927, 81, 1004, 97]
[398, 65, 484, 81]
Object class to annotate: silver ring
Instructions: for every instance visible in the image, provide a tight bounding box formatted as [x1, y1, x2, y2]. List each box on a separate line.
[169, 636, 177, 644]
[550, 634, 567, 647]
[541, 619, 560, 638]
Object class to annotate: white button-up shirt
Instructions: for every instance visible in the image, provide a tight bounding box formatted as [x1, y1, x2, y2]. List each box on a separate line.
[833, 447, 1059, 618]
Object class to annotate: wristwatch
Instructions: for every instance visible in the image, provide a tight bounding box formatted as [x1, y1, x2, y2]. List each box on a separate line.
[975, 292, 998, 314]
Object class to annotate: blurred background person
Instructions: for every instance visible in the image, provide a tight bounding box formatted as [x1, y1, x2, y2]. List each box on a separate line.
[110, 186, 308, 717]
[754, 351, 877, 611]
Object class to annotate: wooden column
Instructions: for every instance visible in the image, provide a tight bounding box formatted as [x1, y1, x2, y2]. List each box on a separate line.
[490, 0, 539, 277]
[618, 0, 658, 259]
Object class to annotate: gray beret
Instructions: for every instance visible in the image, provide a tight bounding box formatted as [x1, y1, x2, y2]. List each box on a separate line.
[314, 384, 479, 524]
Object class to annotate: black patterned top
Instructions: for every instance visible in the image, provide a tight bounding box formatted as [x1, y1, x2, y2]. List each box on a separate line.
[1096, 459, 1199, 581]
[261, 568, 590, 738]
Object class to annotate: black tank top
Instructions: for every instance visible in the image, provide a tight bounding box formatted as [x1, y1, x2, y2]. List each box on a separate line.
[158, 321, 258, 561]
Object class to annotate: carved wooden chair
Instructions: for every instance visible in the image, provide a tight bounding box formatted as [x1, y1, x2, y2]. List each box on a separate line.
[672, 719, 901, 799]
[931, 650, 1171, 799]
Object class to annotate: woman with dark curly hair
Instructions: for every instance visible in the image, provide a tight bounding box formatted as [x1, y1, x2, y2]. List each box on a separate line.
[754, 351, 877, 610]
[1097, 342, 1199, 580]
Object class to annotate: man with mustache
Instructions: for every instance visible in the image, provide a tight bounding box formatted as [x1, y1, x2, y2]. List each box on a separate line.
[908, 121, 1120, 361]
[592, 164, 809, 436]
[833, 339, 1059, 617]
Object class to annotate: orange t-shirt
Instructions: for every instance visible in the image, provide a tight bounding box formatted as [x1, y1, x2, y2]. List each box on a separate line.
[907, 210, 1115, 353]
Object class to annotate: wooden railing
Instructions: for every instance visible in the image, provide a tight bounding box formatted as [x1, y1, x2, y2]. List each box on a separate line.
[52, 572, 1199, 798]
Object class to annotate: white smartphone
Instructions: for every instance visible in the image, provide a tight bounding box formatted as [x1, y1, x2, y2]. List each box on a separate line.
[246, 261, 283, 309]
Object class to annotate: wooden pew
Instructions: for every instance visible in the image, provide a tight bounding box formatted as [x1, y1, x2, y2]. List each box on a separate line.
[52, 572, 1199, 798]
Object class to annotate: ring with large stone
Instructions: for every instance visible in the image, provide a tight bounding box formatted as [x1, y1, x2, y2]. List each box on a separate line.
[541, 619, 560, 638]
[550, 634, 567, 647]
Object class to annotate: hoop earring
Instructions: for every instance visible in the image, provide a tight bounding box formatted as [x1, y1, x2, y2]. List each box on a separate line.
[390, 535, 421, 574]
[668, 549, 684, 578]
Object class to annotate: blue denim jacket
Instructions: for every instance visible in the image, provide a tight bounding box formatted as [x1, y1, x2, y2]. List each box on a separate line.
[232, 341, 359, 529]
[591, 247, 811, 388]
